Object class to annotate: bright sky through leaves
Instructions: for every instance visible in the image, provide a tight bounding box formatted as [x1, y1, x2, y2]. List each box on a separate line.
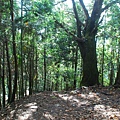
[65, 0, 92, 8]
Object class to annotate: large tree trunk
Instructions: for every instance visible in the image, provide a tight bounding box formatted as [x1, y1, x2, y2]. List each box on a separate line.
[71, 0, 101, 86]
[114, 64, 120, 86]
[78, 34, 99, 86]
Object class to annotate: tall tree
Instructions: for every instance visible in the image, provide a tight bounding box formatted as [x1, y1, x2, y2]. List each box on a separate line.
[70, 0, 120, 86]
[9, 0, 18, 103]
[2, 40, 5, 107]
[5, 37, 12, 103]
[20, 0, 24, 97]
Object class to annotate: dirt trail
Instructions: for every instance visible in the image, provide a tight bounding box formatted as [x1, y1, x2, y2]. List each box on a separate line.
[0, 87, 120, 120]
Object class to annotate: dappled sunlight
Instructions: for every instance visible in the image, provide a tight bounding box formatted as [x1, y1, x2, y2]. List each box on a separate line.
[1, 89, 120, 120]
[8, 102, 38, 120]
[57, 91, 101, 107]
[94, 104, 120, 119]
[43, 112, 54, 120]
[54, 90, 120, 119]
[58, 93, 90, 107]
[24, 102, 37, 107]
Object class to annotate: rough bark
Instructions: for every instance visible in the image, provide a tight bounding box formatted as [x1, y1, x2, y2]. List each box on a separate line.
[114, 64, 120, 86]
[78, 35, 99, 86]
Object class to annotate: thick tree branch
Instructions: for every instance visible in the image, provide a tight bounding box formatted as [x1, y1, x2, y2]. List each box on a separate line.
[71, 0, 79, 21]
[87, 0, 103, 33]
[71, 0, 84, 26]
[55, 20, 85, 42]
[101, 0, 120, 13]
[91, 0, 103, 20]
[79, 0, 89, 19]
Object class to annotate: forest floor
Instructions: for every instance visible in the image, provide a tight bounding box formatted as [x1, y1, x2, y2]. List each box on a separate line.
[0, 86, 120, 120]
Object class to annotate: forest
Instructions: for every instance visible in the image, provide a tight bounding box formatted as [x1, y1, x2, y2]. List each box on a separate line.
[0, 0, 120, 119]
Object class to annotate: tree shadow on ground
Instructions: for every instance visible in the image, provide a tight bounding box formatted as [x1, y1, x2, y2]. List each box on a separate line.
[0, 87, 120, 120]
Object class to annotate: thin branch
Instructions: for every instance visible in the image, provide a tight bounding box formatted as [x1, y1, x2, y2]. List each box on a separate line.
[55, 20, 85, 42]
[101, 0, 120, 13]
[79, 0, 89, 19]
[54, 0, 67, 5]
[98, 15, 104, 25]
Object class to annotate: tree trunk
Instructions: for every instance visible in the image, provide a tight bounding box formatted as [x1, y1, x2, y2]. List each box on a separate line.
[73, 46, 78, 89]
[78, 34, 99, 86]
[0, 12, 2, 109]
[29, 56, 32, 95]
[2, 41, 5, 107]
[5, 40, 12, 103]
[43, 46, 47, 91]
[109, 62, 114, 86]
[55, 64, 60, 91]
[114, 64, 120, 86]
[101, 36, 105, 86]
[35, 48, 38, 92]
[10, 0, 18, 103]
[20, 0, 24, 97]
[0, 55, 2, 109]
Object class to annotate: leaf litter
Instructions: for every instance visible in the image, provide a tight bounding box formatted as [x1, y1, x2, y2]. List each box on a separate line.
[0, 86, 120, 120]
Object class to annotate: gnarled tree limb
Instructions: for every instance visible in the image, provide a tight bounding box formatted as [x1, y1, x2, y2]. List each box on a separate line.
[71, 0, 84, 26]
[55, 20, 85, 42]
[79, 0, 89, 19]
